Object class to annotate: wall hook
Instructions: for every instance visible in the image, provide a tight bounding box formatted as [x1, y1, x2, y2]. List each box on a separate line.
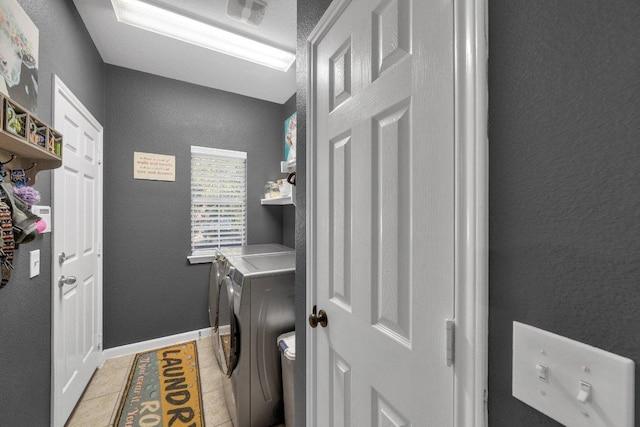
[0, 155, 16, 165]
[24, 162, 36, 172]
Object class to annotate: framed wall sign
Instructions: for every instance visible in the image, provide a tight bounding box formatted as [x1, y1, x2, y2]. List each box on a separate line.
[0, 0, 39, 112]
[134, 151, 176, 182]
[284, 112, 296, 162]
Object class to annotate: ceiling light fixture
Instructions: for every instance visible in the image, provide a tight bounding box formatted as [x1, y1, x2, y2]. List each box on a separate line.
[111, 0, 295, 72]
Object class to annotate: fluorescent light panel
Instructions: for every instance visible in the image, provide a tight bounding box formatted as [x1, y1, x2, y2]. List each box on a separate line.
[111, 0, 295, 72]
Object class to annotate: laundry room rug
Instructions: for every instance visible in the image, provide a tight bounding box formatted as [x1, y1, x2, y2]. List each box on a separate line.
[113, 341, 204, 427]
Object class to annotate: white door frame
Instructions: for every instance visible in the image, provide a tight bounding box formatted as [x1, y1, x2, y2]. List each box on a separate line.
[50, 75, 104, 426]
[305, 0, 488, 425]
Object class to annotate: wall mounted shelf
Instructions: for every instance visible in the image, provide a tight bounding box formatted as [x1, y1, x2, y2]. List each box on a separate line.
[0, 95, 63, 184]
[280, 159, 296, 173]
[264, 161, 296, 206]
[261, 193, 294, 205]
[261, 183, 295, 205]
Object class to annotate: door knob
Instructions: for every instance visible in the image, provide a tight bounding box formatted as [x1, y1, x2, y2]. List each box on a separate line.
[58, 252, 67, 265]
[309, 305, 328, 328]
[58, 276, 77, 288]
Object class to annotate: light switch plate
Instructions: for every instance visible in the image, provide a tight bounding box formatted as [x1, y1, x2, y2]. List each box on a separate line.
[513, 322, 634, 427]
[29, 250, 40, 278]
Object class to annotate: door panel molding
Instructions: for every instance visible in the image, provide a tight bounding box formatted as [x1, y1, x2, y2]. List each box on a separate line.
[306, 0, 488, 425]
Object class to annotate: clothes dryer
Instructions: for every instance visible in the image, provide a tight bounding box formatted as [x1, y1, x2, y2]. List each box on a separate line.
[208, 244, 292, 370]
[217, 252, 295, 427]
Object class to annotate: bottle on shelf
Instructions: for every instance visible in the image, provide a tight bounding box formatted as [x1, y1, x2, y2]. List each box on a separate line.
[265, 181, 281, 199]
[269, 181, 280, 199]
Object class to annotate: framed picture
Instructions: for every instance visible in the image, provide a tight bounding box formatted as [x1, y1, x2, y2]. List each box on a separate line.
[284, 112, 296, 162]
[0, 0, 39, 112]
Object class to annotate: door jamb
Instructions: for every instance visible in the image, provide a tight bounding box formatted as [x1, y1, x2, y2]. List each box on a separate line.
[453, 0, 489, 425]
[305, 2, 353, 425]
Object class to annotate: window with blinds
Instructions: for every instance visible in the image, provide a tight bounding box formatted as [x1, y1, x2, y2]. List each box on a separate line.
[191, 146, 247, 253]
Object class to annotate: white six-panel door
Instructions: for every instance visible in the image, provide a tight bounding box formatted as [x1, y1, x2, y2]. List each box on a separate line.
[52, 76, 104, 427]
[308, 0, 457, 425]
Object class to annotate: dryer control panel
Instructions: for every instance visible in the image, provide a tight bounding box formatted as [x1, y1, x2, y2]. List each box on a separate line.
[229, 267, 244, 287]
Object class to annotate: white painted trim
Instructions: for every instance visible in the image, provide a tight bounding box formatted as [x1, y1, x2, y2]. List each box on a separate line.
[51, 75, 105, 427]
[188, 253, 216, 264]
[52, 76, 103, 131]
[102, 328, 212, 360]
[453, 0, 489, 426]
[190, 145, 247, 159]
[305, 0, 488, 426]
[306, 1, 353, 425]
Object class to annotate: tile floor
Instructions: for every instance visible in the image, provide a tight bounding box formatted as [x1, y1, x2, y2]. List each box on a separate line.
[65, 337, 232, 427]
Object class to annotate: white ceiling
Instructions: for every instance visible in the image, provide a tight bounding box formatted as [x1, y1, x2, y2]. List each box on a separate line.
[72, 0, 296, 104]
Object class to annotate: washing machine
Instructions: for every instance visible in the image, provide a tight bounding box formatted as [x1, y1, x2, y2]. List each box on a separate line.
[217, 252, 295, 427]
[208, 244, 292, 370]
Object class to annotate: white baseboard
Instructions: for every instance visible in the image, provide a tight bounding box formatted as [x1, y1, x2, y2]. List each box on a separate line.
[102, 327, 212, 360]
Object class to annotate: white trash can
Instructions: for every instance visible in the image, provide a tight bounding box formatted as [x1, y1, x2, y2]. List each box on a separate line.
[278, 331, 295, 427]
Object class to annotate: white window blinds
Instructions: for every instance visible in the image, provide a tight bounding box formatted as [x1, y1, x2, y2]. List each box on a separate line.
[191, 146, 247, 253]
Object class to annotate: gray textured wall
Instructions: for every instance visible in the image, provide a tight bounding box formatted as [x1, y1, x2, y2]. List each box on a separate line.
[0, 0, 105, 424]
[488, 0, 640, 425]
[282, 203, 295, 249]
[282, 93, 296, 248]
[295, 1, 333, 425]
[103, 65, 287, 348]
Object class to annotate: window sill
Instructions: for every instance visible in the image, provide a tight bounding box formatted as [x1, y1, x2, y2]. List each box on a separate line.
[187, 253, 217, 264]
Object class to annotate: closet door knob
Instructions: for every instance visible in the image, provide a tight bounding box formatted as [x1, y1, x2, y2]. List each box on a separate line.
[309, 305, 328, 328]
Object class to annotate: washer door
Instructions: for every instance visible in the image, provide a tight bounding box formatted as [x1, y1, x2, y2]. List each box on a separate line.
[208, 256, 227, 331]
[217, 275, 238, 377]
[208, 258, 220, 330]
